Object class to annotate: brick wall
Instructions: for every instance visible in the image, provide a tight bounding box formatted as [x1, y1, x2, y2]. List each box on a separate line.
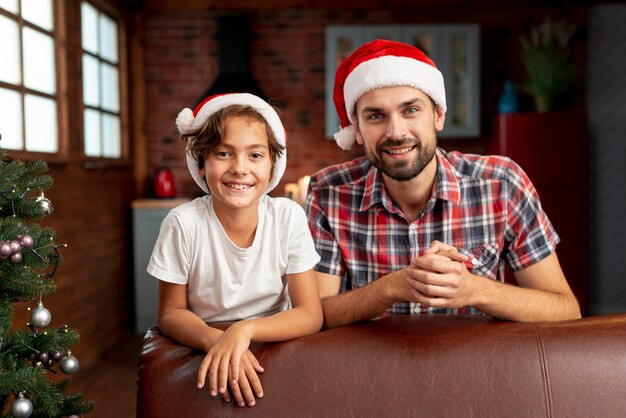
[143, 12, 218, 197]
[143, 9, 366, 199]
[143, 5, 587, 199]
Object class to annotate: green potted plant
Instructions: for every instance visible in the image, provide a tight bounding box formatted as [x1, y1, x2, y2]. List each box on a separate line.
[519, 17, 578, 112]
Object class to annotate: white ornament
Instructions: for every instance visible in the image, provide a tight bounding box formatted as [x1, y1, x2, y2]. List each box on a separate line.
[60, 353, 80, 374]
[11, 392, 33, 418]
[35, 192, 54, 215]
[30, 301, 52, 328]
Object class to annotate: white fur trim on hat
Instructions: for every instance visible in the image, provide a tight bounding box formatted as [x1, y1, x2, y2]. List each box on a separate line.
[179, 93, 287, 195]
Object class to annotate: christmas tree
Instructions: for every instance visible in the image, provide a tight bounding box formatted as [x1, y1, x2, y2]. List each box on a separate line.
[0, 140, 92, 417]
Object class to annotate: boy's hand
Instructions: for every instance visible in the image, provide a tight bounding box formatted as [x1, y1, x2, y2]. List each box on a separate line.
[227, 350, 265, 407]
[197, 322, 264, 406]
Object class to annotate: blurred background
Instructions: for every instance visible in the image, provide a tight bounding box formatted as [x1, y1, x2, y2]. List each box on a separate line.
[1, 0, 625, 416]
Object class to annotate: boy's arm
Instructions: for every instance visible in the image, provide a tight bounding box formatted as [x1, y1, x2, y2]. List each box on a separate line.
[239, 269, 323, 341]
[157, 281, 264, 406]
[204, 269, 322, 397]
[157, 280, 223, 351]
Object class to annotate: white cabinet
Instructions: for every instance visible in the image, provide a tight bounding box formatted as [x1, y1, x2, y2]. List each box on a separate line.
[132, 198, 189, 334]
[325, 24, 480, 139]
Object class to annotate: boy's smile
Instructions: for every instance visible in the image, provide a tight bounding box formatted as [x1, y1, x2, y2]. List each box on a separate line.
[201, 116, 272, 217]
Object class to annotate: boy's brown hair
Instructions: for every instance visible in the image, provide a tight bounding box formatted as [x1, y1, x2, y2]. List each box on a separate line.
[181, 104, 285, 176]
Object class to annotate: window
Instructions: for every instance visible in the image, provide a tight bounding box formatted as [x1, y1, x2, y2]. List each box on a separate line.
[325, 24, 480, 139]
[0, 0, 66, 158]
[81, 1, 126, 160]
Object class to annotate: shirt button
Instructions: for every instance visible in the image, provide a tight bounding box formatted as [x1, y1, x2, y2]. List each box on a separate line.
[409, 224, 418, 231]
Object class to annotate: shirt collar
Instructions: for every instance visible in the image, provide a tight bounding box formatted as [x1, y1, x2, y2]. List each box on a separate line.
[359, 148, 461, 212]
[433, 148, 462, 206]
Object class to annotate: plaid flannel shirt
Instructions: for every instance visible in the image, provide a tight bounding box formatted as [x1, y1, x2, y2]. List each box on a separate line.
[306, 148, 560, 315]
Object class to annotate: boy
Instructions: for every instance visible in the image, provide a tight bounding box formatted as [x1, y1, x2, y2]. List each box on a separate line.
[148, 93, 322, 407]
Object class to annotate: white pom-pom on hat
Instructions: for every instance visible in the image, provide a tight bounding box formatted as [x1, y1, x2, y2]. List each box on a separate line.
[333, 126, 356, 151]
[177, 93, 287, 195]
[332, 39, 446, 150]
[175, 108, 195, 135]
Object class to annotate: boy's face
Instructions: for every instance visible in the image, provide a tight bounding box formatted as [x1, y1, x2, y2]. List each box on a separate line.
[200, 116, 273, 213]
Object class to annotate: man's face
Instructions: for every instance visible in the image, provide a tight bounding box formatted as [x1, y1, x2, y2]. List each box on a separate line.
[353, 86, 445, 181]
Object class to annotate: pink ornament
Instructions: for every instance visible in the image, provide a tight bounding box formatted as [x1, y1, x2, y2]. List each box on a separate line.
[9, 240, 22, 254]
[10, 252, 23, 263]
[19, 235, 34, 248]
[0, 242, 11, 257]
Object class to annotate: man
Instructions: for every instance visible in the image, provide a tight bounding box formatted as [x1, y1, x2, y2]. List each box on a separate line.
[306, 39, 581, 329]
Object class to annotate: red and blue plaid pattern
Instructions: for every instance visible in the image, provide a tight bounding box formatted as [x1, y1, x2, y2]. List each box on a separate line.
[306, 148, 559, 315]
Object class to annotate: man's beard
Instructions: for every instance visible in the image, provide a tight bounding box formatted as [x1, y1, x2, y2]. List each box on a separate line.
[366, 137, 436, 181]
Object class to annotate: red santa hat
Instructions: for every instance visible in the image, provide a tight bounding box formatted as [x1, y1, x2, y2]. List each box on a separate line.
[175, 93, 287, 194]
[333, 39, 447, 150]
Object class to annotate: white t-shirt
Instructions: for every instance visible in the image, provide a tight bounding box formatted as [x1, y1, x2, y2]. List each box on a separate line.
[147, 195, 320, 322]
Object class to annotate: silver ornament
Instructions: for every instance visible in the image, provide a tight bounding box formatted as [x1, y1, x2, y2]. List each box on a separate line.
[11, 392, 33, 418]
[30, 301, 52, 328]
[60, 353, 80, 374]
[35, 192, 54, 215]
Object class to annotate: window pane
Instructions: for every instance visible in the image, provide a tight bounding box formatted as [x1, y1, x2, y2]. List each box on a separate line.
[102, 114, 120, 158]
[23, 27, 56, 94]
[0, 0, 18, 14]
[99, 13, 118, 63]
[0, 14, 21, 84]
[0, 88, 23, 150]
[81, 1, 123, 161]
[100, 62, 119, 112]
[81, 1, 98, 54]
[84, 108, 101, 157]
[24, 94, 57, 153]
[82, 54, 100, 106]
[22, 0, 53, 31]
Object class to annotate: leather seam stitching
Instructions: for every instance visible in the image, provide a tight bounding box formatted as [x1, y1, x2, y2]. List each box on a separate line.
[533, 323, 553, 418]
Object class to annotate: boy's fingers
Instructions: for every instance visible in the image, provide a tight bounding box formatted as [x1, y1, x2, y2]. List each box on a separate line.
[218, 356, 231, 394]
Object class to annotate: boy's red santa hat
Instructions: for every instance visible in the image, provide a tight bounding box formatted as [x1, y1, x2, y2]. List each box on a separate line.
[176, 93, 287, 194]
[333, 39, 447, 150]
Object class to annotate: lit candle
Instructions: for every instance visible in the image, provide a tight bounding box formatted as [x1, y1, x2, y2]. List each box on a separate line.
[297, 175, 310, 205]
[284, 183, 299, 201]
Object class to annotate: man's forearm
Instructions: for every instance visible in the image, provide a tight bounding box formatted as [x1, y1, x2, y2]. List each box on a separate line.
[473, 276, 581, 322]
[321, 272, 399, 329]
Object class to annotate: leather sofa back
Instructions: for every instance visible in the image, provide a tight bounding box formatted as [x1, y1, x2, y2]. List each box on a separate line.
[137, 314, 626, 417]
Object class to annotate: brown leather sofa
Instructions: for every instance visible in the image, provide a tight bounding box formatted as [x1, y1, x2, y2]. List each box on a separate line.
[137, 314, 626, 417]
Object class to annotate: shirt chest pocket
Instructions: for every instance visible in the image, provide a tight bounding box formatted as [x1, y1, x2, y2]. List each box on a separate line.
[460, 243, 500, 281]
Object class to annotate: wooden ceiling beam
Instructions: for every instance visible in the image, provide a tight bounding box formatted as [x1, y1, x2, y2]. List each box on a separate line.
[140, 0, 487, 12]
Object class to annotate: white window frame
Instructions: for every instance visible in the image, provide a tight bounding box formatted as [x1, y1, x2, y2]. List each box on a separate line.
[80, 0, 128, 164]
[0, 0, 68, 161]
